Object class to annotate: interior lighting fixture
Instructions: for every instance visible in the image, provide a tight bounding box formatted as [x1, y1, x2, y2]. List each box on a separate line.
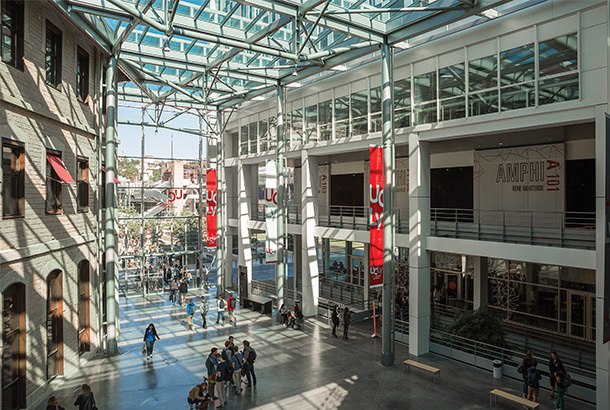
[481, 8, 499, 19]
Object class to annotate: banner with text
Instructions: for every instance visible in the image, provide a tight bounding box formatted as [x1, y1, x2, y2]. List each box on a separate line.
[206, 169, 217, 248]
[265, 160, 278, 264]
[369, 146, 384, 288]
[474, 143, 564, 226]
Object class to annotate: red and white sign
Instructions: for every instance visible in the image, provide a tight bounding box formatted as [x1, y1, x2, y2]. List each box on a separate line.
[265, 160, 278, 264]
[206, 169, 217, 248]
[369, 145, 383, 288]
[145, 229, 151, 237]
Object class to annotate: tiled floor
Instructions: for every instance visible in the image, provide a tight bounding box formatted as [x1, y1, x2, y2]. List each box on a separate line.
[35, 290, 593, 410]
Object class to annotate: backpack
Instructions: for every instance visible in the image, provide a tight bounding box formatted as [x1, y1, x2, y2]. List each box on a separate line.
[188, 304, 195, 315]
[219, 299, 226, 309]
[560, 372, 571, 388]
[527, 369, 539, 387]
[221, 348, 229, 362]
[224, 363, 234, 381]
[247, 348, 257, 364]
[229, 297, 236, 309]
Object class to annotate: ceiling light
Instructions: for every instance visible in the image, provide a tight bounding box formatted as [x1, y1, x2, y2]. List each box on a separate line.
[481, 8, 499, 19]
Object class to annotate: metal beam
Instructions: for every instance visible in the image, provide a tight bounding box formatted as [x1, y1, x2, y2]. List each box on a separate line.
[112, 0, 155, 53]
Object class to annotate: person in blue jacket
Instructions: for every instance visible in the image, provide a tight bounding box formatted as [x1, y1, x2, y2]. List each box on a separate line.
[143, 323, 161, 360]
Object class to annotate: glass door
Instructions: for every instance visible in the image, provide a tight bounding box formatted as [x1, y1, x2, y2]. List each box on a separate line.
[567, 291, 595, 340]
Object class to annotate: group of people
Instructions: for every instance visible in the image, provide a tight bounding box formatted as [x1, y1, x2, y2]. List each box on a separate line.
[195, 337, 257, 409]
[519, 350, 570, 410]
[331, 305, 351, 339]
[279, 302, 304, 329]
[46, 384, 96, 410]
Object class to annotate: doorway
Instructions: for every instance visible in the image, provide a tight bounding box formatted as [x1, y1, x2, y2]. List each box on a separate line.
[47, 270, 64, 379]
[567, 291, 595, 341]
[2, 283, 26, 410]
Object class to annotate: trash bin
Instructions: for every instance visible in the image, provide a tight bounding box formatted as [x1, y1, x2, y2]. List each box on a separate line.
[493, 360, 503, 379]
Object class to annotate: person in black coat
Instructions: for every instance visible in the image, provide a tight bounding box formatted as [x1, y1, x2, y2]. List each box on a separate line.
[549, 351, 564, 398]
[74, 384, 96, 410]
[331, 305, 340, 338]
[46, 396, 65, 410]
[342, 307, 351, 339]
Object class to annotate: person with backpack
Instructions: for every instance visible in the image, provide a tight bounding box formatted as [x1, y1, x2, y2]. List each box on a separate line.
[549, 351, 564, 399]
[200, 296, 209, 329]
[231, 345, 244, 394]
[216, 295, 226, 325]
[179, 279, 188, 306]
[517, 350, 534, 398]
[227, 293, 237, 325]
[222, 339, 236, 387]
[526, 360, 542, 403]
[555, 369, 571, 410]
[205, 347, 219, 378]
[186, 298, 196, 331]
[242, 340, 257, 388]
[169, 279, 178, 306]
[215, 353, 229, 408]
[331, 305, 340, 338]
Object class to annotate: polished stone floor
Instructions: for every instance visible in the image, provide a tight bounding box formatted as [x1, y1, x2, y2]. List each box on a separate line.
[36, 289, 593, 410]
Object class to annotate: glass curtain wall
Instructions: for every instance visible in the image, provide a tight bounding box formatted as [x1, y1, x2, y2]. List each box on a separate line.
[334, 95, 349, 139]
[351, 89, 368, 136]
[318, 99, 332, 141]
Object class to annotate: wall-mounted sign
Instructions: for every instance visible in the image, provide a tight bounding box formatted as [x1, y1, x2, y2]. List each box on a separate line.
[206, 169, 217, 248]
[369, 145, 383, 288]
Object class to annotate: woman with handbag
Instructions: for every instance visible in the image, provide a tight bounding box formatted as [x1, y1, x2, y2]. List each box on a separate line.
[74, 384, 97, 410]
[143, 323, 161, 360]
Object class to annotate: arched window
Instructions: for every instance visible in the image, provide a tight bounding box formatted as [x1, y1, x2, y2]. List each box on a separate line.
[47, 270, 63, 379]
[78, 261, 90, 354]
[2, 283, 26, 409]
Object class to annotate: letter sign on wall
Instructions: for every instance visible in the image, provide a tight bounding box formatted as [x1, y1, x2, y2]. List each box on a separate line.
[265, 159, 278, 264]
[369, 145, 383, 288]
[206, 169, 217, 248]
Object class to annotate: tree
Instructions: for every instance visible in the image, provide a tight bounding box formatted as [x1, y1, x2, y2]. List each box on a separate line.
[447, 308, 506, 347]
[118, 158, 139, 181]
[150, 163, 163, 182]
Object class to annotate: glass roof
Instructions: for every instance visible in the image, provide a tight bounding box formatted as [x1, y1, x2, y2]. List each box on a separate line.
[55, 0, 546, 110]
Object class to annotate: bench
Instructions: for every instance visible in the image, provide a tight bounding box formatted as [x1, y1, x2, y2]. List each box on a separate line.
[402, 359, 440, 383]
[489, 389, 540, 409]
[242, 294, 273, 314]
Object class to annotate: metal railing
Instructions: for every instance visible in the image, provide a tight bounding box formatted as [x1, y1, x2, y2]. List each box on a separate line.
[317, 205, 409, 232]
[431, 208, 595, 250]
[250, 203, 301, 224]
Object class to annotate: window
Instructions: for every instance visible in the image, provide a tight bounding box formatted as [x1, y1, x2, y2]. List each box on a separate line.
[370, 86, 382, 132]
[394, 79, 411, 128]
[249, 122, 257, 153]
[350, 90, 368, 136]
[77, 261, 90, 354]
[538, 33, 578, 105]
[305, 104, 317, 143]
[240, 124, 248, 155]
[1, 0, 24, 69]
[76, 47, 89, 102]
[414, 71, 437, 124]
[2, 139, 25, 218]
[45, 21, 62, 87]
[77, 157, 89, 212]
[47, 270, 63, 379]
[500, 43, 535, 111]
[258, 119, 268, 152]
[439, 62, 466, 121]
[334, 96, 349, 139]
[46, 150, 74, 214]
[290, 108, 303, 146]
[318, 100, 332, 141]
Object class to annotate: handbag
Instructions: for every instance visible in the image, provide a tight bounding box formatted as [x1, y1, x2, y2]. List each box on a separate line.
[169, 293, 173, 301]
[240, 367, 246, 377]
[142, 344, 146, 356]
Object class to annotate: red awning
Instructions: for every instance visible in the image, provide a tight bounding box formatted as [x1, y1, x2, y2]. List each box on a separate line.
[47, 154, 75, 183]
[101, 165, 120, 184]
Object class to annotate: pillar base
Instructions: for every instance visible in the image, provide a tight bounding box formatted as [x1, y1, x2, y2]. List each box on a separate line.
[107, 339, 118, 355]
[381, 351, 394, 367]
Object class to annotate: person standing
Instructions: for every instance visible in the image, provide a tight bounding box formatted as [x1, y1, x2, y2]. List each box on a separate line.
[179, 279, 188, 306]
[46, 396, 65, 410]
[331, 305, 339, 338]
[186, 298, 196, 331]
[170, 279, 179, 305]
[526, 360, 541, 403]
[73, 384, 96, 410]
[555, 369, 571, 410]
[280, 304, 288, 326]
[204, 266, 210, 288]
[440, 282, 448, 306]
[215, 353, 228, 408]
[232, 345, 244, 395]
[549, 351, 564, 398]
[143, 323, 161, 360]
[216, 295, 226, 325]
[518, 350, 534, 398]
[242, 340, 257, 388]
[341, 307, 351, 340]
[222, 339, 236, 387]
[200, 296, 209, 329]
[227, 293, 237, 325]
[205, 347, 218, 378]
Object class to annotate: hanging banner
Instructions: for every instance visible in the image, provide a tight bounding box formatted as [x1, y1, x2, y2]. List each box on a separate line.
[265, 159, 278, 264]
[206, 169, 217, 248]
[369, 145, 384, 288]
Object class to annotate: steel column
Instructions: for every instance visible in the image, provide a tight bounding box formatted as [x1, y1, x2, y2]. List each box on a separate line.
[216, 109, 224, 294]
[276, 83, 285, 310]
[140, 107, 146, 296]
[198, 114, 204, 288]
[381, 42, 395, 367]
[104, 55, 119, 355]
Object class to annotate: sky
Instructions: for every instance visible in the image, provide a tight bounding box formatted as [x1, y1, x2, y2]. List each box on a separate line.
[117, 104, 208, 160]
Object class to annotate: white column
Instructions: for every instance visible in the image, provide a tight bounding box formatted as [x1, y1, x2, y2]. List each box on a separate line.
[595, 105, 610, 410]
[473, 256, 488, 310]
[408, 132, 431, 356]
[301, 150, 319, 317]
[237, 161, 253, 295]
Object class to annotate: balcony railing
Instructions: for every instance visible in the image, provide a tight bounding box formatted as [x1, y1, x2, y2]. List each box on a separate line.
[430, 208, 595, 250]
[317, 205, 409, 232]
[251, 202, 301, 224]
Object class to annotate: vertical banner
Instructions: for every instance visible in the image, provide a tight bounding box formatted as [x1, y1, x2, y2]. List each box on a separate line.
[603, 114, 610, 343]
[206, 169, 217, 248]
[370, 145, 384, 288]
[265, 160, 278, 263]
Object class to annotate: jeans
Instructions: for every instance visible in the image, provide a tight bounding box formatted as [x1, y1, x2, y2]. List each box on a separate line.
[145, 340, 155, 356]
[216, 311, 225, 324]
[201, 313, 207, 328]
[555, 385, 566, 410]
[244, 363, 256, 385]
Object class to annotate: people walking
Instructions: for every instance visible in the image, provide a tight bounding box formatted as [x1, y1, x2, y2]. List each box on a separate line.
[73, 384, 96, 410]
[331, 305, 339, 338]
[242, 340, 257, 388]
[186, 298, 196, 331]
[170, 279, 178, 305]
[549, 351, 564, 398]
[46, 396, 65, 410]
[341, 306, 351, 339]
[232, 345, 244, 394]
[216, 295, 226, 325]
[518, 350, 534, 398]
[179, 279, 188, 306]
[200, 296, 209, 329]
[227, 293, 237, 325]
[143, 323, 161, 360]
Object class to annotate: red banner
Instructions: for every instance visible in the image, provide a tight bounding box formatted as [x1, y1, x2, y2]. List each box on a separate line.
[370, 146, 383, 287]
[206, 169, 217, 248]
